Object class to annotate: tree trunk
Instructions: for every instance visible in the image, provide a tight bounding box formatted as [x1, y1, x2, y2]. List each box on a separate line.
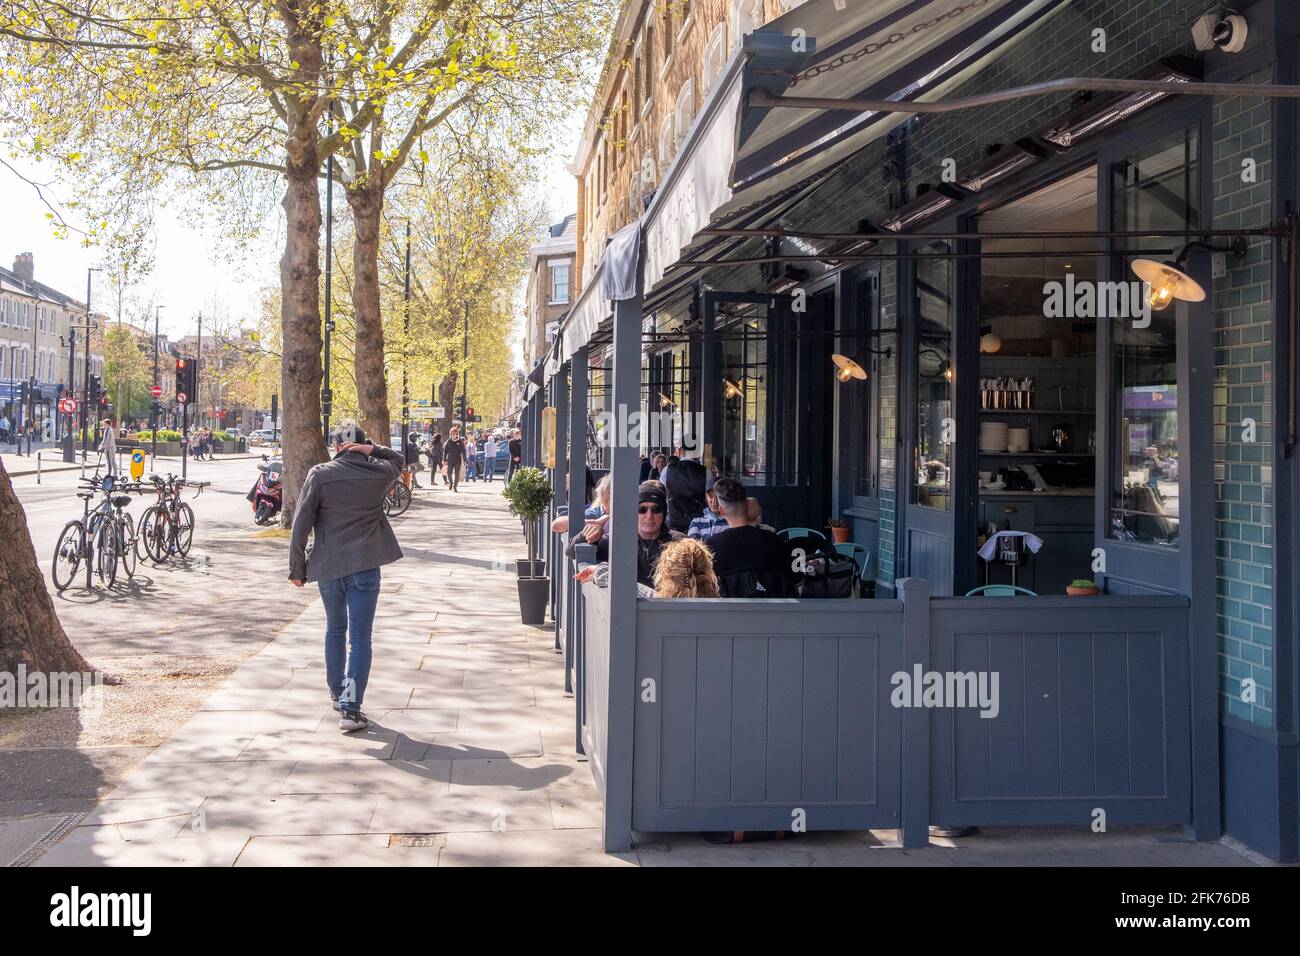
[347, 183, 391, 444]
[277, 20, 328, 524]
[437, 372, 458, 439]
[0, 461, 90, 674]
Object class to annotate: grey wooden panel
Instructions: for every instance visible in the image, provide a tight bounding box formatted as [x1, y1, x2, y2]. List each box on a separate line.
[730, 637, 770, 803]
[695, 637, 733, 804]
[581, 583, 611, 798]
[930, 596, 1192, 825]
[632, 600, 906, 832]
[908, 528, 953, 596]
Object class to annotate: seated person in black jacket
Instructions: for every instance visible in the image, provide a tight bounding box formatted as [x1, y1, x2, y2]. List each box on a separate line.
[663, 447, 707, 534]
[705, 477, 796, 598]
[572, 481, 678, 588]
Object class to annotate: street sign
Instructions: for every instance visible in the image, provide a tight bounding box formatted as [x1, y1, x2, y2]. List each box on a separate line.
[151, 384, 163, 398]
[410, 405, 447, 420]
[177, 392, 188, 405]
[58, 398, 77, 415]
[130, 449, 145, 480]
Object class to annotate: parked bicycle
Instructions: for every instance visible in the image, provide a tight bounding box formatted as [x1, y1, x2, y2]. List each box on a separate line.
[383, 477, 411, 517]
[138, 473, 206, 563]
[52, 474, 144, 591]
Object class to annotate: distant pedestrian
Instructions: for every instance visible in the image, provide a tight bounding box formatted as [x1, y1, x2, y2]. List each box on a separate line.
[99, 418, 118, 475]
[443, 426, 467, 492]
[465, 435, 478, 482]
[404, 432, 424, 488]
[507, 429, 522, 482]
[289, 422, 404, 733]
[483, 435, 498, 482]
[426, 432, 444, 486]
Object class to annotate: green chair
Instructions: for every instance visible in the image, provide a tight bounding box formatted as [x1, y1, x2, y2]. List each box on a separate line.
[777, 527, 827, 544]
[964, 585, 1037, 597]
[834, 542, 870, 579]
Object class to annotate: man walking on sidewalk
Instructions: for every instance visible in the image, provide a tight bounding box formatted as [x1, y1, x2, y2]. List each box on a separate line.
[443, 425, 467, 492]
[483, 434, 498, 482]
[288, 422, 404, 732]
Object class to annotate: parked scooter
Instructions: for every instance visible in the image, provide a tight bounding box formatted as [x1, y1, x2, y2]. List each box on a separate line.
[247, 453, 283, 525]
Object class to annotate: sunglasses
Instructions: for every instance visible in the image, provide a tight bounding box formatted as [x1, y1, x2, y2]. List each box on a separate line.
[638, 504, 665, 515]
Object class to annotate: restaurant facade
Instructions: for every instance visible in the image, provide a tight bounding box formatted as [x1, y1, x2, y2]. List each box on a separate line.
[520, 0, 1299, 861]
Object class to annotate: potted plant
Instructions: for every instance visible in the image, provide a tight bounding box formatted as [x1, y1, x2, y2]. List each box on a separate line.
[503, 466, 553, 624]
[1067, 578, 1101, 596]
[829, 516, 852, 544]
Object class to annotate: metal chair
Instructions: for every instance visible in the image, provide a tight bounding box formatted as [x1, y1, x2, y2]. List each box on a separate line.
[964, 584, 1037, 597]
[833, 542, 870, 579]
[777, 527, 827, 544]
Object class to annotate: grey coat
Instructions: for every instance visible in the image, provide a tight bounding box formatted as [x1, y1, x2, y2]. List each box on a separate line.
[289, 446, 404, 583]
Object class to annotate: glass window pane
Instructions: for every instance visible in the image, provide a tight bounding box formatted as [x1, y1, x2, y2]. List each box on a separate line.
[1108, 126, 1197, 547]
[914, 243, 953, 510]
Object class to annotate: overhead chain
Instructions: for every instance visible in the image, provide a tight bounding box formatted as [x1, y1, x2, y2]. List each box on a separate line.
[788, 0, 991, 86]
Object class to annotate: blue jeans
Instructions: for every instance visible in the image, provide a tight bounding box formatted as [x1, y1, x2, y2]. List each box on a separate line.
[483, 456, 496, 481]
[319, 567, 381, 713]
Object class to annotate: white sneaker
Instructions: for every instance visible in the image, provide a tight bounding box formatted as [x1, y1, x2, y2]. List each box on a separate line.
[339, 711, 369, 733]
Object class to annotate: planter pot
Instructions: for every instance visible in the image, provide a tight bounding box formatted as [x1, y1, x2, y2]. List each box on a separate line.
[831, 525, 851, 543]
[517, 577, 549, 625]
[1066, 585, 1101, 596]
[516, 559, 546, 577]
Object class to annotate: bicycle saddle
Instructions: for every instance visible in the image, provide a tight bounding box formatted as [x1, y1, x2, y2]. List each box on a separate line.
[76, 492, 94, 500]
[112, 495, 133, 508]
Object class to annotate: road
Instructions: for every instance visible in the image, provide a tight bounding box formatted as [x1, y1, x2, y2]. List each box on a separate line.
[0, 451, 317, 821]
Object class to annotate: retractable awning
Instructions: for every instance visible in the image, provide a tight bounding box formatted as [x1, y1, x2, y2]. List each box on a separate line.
[645, 0, 1072, 291]
[561, 0, 1073, 357]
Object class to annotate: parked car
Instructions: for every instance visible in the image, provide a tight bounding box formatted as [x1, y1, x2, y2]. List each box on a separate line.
[249, 429, 280, 446]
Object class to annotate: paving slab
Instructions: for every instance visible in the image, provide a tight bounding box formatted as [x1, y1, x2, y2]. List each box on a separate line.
[236, 833, 446, 866]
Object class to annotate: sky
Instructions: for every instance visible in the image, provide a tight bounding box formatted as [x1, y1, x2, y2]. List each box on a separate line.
[0, 121, 581, 357]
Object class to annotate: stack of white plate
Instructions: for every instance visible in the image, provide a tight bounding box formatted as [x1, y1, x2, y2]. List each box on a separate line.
[979, 421, 1008, 453]
[1007, 427, 1031, 453]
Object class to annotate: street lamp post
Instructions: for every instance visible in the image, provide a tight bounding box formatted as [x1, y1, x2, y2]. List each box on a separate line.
[401, 220, 410, 454]
[81, 267, 101, 461]
[152, 305, 163, 462]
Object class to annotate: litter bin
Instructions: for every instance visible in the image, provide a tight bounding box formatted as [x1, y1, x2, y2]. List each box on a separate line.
[236, 438, 247, 453]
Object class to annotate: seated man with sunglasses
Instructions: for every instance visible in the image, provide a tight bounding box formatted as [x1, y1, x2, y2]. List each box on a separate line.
[573, 480, 680, 589]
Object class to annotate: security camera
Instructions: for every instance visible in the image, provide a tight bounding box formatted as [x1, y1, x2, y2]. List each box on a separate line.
[1192, 10, 1247, 53]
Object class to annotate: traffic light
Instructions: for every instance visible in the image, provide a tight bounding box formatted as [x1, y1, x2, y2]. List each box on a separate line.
[175, 357, 196, 400]
[87, 374, 100, 404]
[456, 396, 467, 420]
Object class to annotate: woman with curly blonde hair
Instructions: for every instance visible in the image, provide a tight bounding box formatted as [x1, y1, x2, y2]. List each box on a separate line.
[652, 537, 719, 598]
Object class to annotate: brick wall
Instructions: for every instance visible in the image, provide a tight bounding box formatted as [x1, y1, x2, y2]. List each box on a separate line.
[1211, 66, 1275, 728]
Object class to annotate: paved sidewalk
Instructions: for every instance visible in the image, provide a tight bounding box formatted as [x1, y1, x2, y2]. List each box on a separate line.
[27, 478, 1267, 867]
[34, 477, 631, 866]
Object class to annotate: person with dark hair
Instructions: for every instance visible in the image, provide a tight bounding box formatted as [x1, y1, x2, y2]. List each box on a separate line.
[289, 421, 404, 733]
[444, 426, 467, 491]
[507, 429, 522, 481]
[404, 432, 424, 488]
[687, 473, 728, 540]
[662, 446, 707, 534]
[706, 477, 796, 598]
[425, 432, 444, 486]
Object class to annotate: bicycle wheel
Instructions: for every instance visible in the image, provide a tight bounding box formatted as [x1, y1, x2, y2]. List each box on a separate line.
[174, 502, 195, 557]
[52, 520, 84, 592]
[387, 480, 411, 517]
[137, 506, 160, 563]
[118, 513, 137, 579]
[95, 517, 118, 587]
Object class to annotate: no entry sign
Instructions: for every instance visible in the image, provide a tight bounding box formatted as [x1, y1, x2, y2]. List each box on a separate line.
[151, 384, 163, 398]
